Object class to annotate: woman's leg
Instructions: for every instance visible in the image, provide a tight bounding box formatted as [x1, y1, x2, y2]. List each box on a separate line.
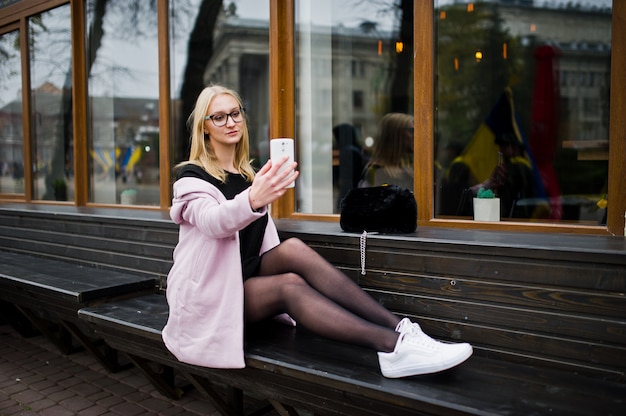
[247, 238, 474, 377]
[257, 238, 400, 329]
[244, 272, 399, 353]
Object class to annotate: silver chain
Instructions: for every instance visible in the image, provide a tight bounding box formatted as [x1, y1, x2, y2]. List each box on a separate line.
[359, 230, 367, 275]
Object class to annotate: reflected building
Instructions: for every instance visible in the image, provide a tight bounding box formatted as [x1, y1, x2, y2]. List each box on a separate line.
[203, 13, 396, 161]
[0, 82, 67, 184]
[0, 82, 159, 199]
[496, 2, 611, 159]
[203, 16, 271, 164]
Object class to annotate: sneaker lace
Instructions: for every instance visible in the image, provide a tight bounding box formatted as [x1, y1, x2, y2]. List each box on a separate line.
[398, 319, 423, 336]
[401, 330, 443, 352]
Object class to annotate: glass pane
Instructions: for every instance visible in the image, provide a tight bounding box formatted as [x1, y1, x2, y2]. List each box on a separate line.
[295, 0, 414, 214]
[87, 1, 160, 205]
[169, 0, 270, 172]
[29, 5, 74, 201]
[434, 1, 611, 226]
[0, 29, 24, 195]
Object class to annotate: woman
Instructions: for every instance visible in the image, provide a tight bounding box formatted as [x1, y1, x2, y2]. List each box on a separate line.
[361, 113, 414, 190]
[162, 85, 472, 378]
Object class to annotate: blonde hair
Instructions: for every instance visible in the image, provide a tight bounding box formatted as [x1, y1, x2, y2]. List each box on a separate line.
[176, 85, 255, 183]
[366, 113, 414, 178]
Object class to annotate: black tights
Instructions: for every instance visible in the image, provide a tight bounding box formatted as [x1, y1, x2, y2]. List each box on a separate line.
[243, 238, 400, 352]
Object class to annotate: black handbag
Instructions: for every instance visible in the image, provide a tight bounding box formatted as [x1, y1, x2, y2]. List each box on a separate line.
[339, 185, 417, 233]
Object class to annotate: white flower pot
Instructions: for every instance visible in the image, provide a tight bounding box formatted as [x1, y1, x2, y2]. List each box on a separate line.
[121, 189, 137, 205]
[473, 198, 500, 222]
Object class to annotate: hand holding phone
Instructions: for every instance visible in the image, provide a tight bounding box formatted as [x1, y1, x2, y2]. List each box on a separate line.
[270, 138, 296, 188]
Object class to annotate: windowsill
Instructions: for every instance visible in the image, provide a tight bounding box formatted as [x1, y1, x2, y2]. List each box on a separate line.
[0, 202, 172, 223]
[275, 218, 626, 262]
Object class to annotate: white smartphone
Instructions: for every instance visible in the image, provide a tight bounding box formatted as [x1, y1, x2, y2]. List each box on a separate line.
[270, 138, 296, 188]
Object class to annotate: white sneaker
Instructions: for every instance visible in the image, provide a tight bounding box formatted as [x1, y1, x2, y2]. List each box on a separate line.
[379, 319, 473, 378]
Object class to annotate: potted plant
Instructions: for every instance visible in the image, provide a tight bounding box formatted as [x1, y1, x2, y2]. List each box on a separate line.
[53, 178, 67, 201]
[473, 188, 500, 222]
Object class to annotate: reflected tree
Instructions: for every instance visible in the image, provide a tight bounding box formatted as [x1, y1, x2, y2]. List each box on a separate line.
[0, 33, 20, 107]
[359, 0, 414, 114]
[176, 0, 223, 163]
[29, 7, 74, 201]
[389, 0, 413, 113]
[436, 3, 523, 144]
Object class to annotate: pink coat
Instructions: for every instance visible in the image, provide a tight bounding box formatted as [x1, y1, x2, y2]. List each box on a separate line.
[162, 176, 281, 368]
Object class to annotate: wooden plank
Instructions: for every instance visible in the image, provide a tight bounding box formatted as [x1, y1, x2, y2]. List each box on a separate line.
[0, 252, 157, 303]
[361, 271, 625, 317]
[0, 215, 178, 245]
[0, 238, 173, 276]
[371, 288, 625, 345]
[0, 210, 177, 277]
[0, 221, 176, 257]
[311, 244, 625, 292]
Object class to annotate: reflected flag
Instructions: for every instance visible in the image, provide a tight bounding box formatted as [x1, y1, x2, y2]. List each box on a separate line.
[117, 146, 143, 173]
[446, 87, 549, 218]
[91, 147, 115, 174]
[529, 45, 562, 219]
[454, 87, 524, 184]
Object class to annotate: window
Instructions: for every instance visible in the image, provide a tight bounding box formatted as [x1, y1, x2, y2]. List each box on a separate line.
[0, 0, 624, 235]
[295, 0, 414, 213]
[0, 29, 23, 196]
[169, 0, 270, 171]
[86, 0, 160, 205]
[353, 90, 364, 110]
[351, 60, 365, 78]
[433, 1, 611, 226]
[29, 5, 73, 201]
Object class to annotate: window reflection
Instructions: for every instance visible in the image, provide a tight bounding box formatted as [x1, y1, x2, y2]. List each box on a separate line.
[169, 0, 270, 173]
[361, 113, 414, 191]
[86, 0, 160, 205]
[0, 29, 24, 195]
[434, 1, 611, 225]
[29, 5, 73, 201]
[168, 0, 412, 214]
[296, 0, 414, 213]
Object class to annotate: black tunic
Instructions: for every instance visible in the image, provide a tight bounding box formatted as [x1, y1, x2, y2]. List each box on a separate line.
[177, 165, 267, 280]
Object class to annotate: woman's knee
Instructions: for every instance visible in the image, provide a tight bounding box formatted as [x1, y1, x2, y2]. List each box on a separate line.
[277, 272, 309, 296]
[281, 237, 310, 252]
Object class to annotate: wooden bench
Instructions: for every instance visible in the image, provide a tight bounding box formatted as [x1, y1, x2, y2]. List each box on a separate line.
[0, 250, 158, 371]
[78, 292, 626, 416]
[2, 205, 625, 414]
[0, 205, 170, 370]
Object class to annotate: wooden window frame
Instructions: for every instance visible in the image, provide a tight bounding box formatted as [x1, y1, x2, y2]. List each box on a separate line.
[1, 0, 623, 235]
[269, 1, 625, 236]
[1, 0, 68, 202]
[1, 0, 168, 209]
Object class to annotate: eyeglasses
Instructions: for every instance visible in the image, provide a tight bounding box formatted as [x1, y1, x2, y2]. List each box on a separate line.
[205, 108, 245, 127]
